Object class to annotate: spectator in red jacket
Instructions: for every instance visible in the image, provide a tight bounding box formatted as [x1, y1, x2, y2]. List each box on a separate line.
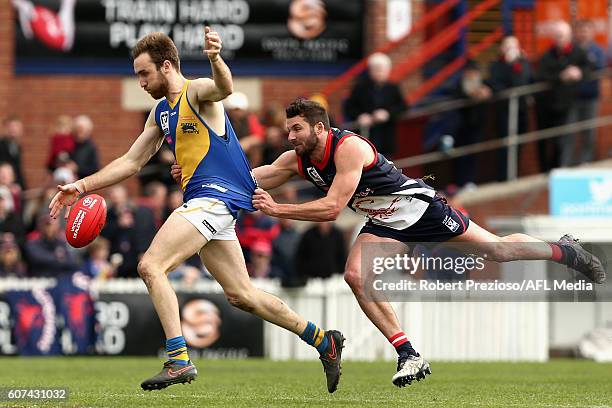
[47, 115, 75, 172]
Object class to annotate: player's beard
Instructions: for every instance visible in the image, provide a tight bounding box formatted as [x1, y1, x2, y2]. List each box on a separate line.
[148, 70, 170, 100]
[295, 127, 319, 157]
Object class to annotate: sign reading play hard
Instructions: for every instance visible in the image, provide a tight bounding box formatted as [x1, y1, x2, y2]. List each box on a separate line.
[550, 169, 612, 217]
[13, 0, 364, 75]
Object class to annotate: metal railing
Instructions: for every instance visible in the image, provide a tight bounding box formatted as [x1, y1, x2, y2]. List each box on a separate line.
[346, 68, 612, 182]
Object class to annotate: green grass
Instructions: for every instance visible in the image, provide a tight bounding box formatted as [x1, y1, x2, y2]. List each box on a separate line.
[0, 358, 611, 407]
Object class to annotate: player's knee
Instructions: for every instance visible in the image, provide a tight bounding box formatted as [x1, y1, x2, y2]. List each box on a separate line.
[137, 259, 161, 288]
[344, 267, 363, 292]
[225, 289, 256, 313]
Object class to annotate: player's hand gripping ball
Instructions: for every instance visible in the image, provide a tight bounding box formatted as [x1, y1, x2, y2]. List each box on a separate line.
[65, 194, 107, 248]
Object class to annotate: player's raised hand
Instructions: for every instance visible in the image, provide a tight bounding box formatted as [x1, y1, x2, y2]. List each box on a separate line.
[49, 183, 80, 219]
[253, 188, 277, 216]
[204, 26, 222, 61]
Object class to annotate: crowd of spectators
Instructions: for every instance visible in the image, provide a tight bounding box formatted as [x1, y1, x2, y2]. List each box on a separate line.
[343, 19, 606, 186]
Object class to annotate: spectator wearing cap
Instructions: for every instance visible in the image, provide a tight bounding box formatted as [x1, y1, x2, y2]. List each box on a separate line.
[236, 211, 280, 264]
[26, 215, 80, 277]
[0, 233, 27, 278]
[223, 92, 266, 166]
[344, 52, 408, 157]
[247, 239, 281, 278]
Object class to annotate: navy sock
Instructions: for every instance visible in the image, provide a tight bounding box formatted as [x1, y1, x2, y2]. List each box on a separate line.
[389, 332, 419, 358]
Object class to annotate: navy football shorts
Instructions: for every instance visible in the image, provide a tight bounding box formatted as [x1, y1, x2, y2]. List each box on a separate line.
[359, 195, 470, 243]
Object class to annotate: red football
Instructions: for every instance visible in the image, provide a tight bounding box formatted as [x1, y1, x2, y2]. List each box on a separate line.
[65, 194, 107, 248]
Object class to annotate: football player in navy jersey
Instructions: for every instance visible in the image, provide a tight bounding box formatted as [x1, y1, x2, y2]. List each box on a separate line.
[246, 98, 606, 387]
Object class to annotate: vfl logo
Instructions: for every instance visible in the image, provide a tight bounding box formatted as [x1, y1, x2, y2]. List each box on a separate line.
[160, 111, 170, 136]
[181, 122, 199, 134]
[443, 215, 460, 232]
[306, 167, 327, 188]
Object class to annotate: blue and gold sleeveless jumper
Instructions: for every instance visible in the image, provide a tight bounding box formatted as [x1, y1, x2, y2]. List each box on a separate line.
[154, 81, 256, 217]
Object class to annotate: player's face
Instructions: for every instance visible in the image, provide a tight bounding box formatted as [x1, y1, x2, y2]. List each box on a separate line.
[134, 53, 169, 99]
[287, 116, 319, 156]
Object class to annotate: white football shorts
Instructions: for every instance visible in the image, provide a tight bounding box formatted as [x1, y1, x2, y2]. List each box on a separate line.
[174, 197, 237, 241]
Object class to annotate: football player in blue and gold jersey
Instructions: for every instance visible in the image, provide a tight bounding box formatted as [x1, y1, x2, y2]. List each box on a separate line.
[50, 28, 344, 393]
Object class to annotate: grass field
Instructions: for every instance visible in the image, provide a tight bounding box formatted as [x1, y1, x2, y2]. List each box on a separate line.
[0, 358, 611, 407]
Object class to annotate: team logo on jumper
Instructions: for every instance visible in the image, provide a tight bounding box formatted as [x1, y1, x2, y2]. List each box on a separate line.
[443, 215, 460, 232]
[306, 167, 327, 188]
[181, 122, 199, 134]
[160, 111, 170, 135]
[354, 196, 401, 219]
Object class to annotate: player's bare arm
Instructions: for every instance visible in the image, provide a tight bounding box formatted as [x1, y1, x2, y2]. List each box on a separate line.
[49, 106, 163, 218]
[253, 137, 368, 221]
[253, 151, 299, 190]
[171, 150, 299, 189]
[188, 26, 233, 105]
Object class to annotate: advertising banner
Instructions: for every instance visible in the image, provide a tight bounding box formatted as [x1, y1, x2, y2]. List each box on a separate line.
[96, 292, 264, 357]
[0, 276, 264, 357]
[13, 0, 364, 75]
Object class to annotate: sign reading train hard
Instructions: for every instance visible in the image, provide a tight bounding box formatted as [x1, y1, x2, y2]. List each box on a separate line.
[13, 0, 364, 75]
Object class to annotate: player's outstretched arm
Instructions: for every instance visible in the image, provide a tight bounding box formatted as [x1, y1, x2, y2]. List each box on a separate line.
[49, 109, 163, 218]
[253, 139, 365, 221]
[253, 151, 299, 190]
[170, 150, 298, 189]
[190, 26, 233, 103]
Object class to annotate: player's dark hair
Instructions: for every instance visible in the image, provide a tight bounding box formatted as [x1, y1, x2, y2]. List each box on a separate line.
[132, 32, 180, 72]
[286, 98, 330, 130]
